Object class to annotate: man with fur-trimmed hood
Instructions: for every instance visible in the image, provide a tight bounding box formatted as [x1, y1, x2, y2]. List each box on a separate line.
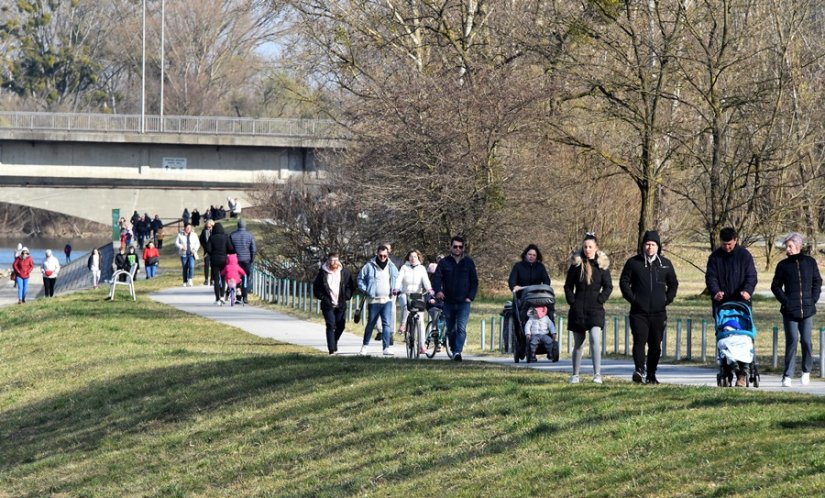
[619, 230, 679, 385]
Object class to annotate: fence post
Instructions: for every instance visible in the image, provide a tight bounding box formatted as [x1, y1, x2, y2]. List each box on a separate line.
[686, 319, 693, 360]
[662, 321, 668, 358]
[675, 319, 682, 361]
[772, 326, 779, 369]
[491, 321, 497, 353]
[480, 319, 486, 351]
[481, 317, 487, 350]
[820, 328, 824, 379]
[701, 320, 707, 363]
[624, 315, 630, 356]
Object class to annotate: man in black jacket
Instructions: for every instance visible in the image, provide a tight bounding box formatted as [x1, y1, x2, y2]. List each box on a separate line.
[619, 230, 679, 384]
[706, 227, 757, 316]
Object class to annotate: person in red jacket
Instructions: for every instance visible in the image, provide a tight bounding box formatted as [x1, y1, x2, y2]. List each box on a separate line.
[142, 241, 161, 279]
[12, 247, 35, 304]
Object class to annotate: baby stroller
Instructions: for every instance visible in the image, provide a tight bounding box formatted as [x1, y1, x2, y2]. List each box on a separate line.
[503, 284, 559, 363]
[715, 301, 760, 387]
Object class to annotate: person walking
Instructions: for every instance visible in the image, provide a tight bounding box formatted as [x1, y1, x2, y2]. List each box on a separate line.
[200, 220, 214, 286]
[142, 241, 160, 279]
[41, 249, 61, 297]
[206, 222, 234, 305]
[394, 249, 432, 354]
[12, 247, 34, 304]
[431, 236, 478, 362]
[706, 227, 758, 316]
[357, 245, 399, 356]
[229, 218, 256, 304]
[63, 243, 72, 264]
[314, 252, 356, 354]
[175, 223, 200, 287]
[564, 233, 612, 384]
[87, 248, 102, 288]
[508, 244, 551, 294]
[619, 230, 679, 385]
[771, 232, 822, 388]
[126, 246, 140, 277]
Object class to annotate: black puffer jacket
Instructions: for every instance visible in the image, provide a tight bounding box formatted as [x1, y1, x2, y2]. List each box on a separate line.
[508, 260, 551, 291]
[619, 254, 679, 314]
[205, 223, 234, 267]
[564, 251, 613, 333]
[771, 253, 822, 320]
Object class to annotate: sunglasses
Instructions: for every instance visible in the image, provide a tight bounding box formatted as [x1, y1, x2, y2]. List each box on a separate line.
[452, 244, 463, 249]
[377, 254, 389, 259]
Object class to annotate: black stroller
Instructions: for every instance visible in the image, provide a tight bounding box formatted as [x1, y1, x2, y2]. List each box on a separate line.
[715, 301, 760, 388]
[502, 284, 559, 363]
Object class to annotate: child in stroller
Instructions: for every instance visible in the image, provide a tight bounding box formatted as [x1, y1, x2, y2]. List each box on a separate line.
[524, 305, 557, 363]
[508, 284, 559, 363]
[715, 301, 760, 387]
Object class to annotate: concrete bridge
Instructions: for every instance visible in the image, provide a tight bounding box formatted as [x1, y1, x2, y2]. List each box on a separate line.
[0, 111, 345, 225]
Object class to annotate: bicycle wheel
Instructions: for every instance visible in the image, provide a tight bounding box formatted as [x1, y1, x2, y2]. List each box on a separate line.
[413, 314, 421, 359]
[405, 314, 416, 359]
[439, 317, 453, 359]
[424, 319, 439, 358]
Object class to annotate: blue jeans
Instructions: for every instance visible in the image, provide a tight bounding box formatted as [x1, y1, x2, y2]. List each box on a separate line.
[180, 255, 195, 282]
[783, 316, 813, 378]
[442, 301, 471, 355]
[145, 264, 158, 278]
[363, 301, 393, 349]
[322, 304, 347, 353]
[16, 276, 28, 302]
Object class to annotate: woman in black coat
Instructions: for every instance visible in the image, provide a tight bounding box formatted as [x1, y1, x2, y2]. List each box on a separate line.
[563, 233, 612, 385]
[205, 222, 235, 304]
[771, 232, 822, 387]
[508, 244, 551, 294]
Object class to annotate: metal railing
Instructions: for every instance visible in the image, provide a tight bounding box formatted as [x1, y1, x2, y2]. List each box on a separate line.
[0, 111, 343, 139]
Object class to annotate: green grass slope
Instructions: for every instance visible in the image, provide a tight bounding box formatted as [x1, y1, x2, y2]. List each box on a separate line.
[1, 276, 824, 497]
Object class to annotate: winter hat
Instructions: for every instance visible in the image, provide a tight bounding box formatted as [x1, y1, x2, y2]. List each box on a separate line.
[721, 319, 742, 331]
[642, 230, 662, 254]
[237, 219, 247, 229]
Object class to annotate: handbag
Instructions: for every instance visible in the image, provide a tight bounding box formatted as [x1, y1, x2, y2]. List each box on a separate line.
[146, 256, 159, 266]
[45, 270, 54, 277]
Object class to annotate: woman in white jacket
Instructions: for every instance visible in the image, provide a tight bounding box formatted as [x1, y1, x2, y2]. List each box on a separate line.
[41, 249, 61, 297]
[394, 249, 433, 354]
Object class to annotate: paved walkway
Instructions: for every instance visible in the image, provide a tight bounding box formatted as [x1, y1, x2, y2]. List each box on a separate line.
[151, 285, 825, 396]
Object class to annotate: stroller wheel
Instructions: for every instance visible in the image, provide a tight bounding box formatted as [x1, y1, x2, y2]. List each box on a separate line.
[752, 374, 760, 388]
[716, 374, 722, 387]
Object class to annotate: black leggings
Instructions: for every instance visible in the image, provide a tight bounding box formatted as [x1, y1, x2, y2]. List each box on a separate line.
[43, 277, 57, 297]
[211, 263, 226, 301]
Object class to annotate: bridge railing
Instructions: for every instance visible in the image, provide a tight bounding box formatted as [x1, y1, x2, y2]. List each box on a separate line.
[0, 111, 343, 139]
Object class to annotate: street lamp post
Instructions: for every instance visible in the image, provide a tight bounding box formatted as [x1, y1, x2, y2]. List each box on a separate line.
[141, 0, 146, 134]
[160, 0, 165, 131]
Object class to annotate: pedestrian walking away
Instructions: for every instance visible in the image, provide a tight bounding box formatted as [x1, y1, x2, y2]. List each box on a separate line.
[771, 232, 822, 388]
[564, 232, 612, 384]
[206, 222, 234, 305]
[63, 243, 72, 264]
[200, 220, 214, 286]
[175, 223, 200, 287]
[619, 230, 679, 385]
[357, 245, 399, 356]
[431, 236, 478, 362]
[314, 252, 356, 354]
[229, 218, 256, 304]
[41, 249, 61, 297]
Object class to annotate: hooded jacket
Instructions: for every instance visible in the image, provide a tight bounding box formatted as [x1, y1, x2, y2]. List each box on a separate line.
[205, 223, 234, 267]
[221, 254, 248, 285]
[619, 231, 679, 314]
[12, 254, 34, 279]
[314, 262, 355, 308]
[771, 253, 822, 320]
[564, 250, 612, 333]
[357, 257, 399, 300]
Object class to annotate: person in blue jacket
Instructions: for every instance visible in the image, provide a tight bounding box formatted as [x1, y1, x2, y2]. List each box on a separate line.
[357, 245, 399, 356]
[706, 227, 757, 316]
[431, 236, 478, 362]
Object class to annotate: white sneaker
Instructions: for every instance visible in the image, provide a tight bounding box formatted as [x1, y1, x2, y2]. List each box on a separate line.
[801, 372, 810, 386]
[781, 376, 792, 387]
[359, 345, 368, 356]
[215, 300, 222, 306]
[182, 282, 188, 287]
[187, 279, 193, 287]
[569, 375, 580, 384]
[383, 348, 394, 356]
[593, 374, 603, 384]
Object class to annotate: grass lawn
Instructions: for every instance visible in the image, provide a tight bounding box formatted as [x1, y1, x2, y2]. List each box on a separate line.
[2, 273, 825, 497]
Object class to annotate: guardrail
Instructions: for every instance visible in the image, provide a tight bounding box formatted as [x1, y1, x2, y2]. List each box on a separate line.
[250, 265, 824, 376]
[0, 111, 343, 139]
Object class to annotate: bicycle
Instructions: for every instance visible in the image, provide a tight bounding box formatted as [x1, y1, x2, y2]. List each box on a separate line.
[404, 293, 426, 359]
[424, 306, 452, 359]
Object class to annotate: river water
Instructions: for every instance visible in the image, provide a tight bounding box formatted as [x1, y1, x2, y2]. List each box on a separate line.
[0, 236, 109, 267]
